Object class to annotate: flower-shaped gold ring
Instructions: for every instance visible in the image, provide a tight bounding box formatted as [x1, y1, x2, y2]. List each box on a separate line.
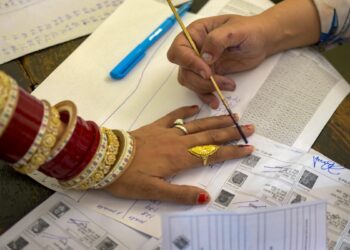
[188, 145, 220, 166]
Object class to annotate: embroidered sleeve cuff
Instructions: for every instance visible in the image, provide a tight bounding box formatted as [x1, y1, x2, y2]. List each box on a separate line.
[313, 0, 350, 49]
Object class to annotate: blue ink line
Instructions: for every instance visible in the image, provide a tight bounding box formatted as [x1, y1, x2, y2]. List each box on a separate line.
[312, 155, 344, 175]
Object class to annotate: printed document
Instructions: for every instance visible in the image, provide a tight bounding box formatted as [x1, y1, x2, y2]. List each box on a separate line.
[0, 0, 188, 64]
[0, 193, 148, 250]
[0, 0, 124, 64]
[162, 201, 327, 250]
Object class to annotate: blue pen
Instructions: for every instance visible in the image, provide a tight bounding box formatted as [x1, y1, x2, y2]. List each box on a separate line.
[110, 2, 191, 79]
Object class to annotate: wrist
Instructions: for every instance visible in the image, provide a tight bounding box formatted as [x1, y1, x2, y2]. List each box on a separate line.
[256, 9, 285, 56]
[257, 0, 321, 56]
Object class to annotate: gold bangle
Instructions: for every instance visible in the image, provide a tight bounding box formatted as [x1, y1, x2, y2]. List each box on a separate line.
[75, 127, 120, 190]
[48, 101, 78, 161]
[0, 71, 12, 112]
[93, 130, 135, 189]
[15, 102, 61, 174]
[0, 76, 19, 138]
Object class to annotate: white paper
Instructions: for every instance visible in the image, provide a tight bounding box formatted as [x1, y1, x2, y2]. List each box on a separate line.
[0, 193, 148, 250]
[205, 134, 350, 250]
[240, 49, 349, 150]
[25, 0, 350, 245]
[139, 237, 162, 250]
[0, 0, 189, 64]
[0, 0, 125, 64]
[199, 0, 274, 16]
[156, 0, 189, 6]
[162, 201, 327, 250]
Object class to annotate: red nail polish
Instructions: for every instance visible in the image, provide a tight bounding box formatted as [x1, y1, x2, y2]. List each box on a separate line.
[197, 192, 209, 204]
[244, 124, 254, 130]
[190, 105, 198, 108]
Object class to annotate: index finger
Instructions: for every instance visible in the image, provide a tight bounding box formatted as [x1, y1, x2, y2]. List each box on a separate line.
[167, 18, 216, 78]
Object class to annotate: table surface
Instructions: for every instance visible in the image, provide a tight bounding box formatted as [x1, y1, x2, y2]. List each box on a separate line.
[0, 0, 349, 236]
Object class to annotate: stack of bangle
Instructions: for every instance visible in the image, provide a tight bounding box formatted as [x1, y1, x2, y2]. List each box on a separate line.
[39, 101, 101, 180]
[0, 71, 136, 191]
[74, 128, 120, 190]
[93, 129, 135, 189]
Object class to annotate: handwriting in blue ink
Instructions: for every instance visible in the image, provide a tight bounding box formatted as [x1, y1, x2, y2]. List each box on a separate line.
[313, 155, 344, 175]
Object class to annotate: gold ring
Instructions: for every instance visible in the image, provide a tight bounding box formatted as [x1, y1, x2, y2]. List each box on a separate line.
[174, 124, 188, 135]
[173, 118, 185, 126]
[188, 145, 220, 166]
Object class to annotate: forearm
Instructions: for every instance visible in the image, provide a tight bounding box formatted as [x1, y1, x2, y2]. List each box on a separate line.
[259, 0, 321, 55]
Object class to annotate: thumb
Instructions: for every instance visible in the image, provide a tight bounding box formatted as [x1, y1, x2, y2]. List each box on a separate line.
[201, 24, 243, 65]
[153, 179, 210, 205]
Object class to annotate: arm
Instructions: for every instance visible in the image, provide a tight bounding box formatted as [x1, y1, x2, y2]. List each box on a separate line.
[0, 71, 255, 205]
[167, 0, 349, 108]
[261, 0, 321, 56]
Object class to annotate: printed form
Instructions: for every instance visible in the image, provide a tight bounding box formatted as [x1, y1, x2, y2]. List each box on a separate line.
[0, 0, 187, 64]
[77, 134, 350, 248]
[0, 193, 148, 250]
[162, 201, 327, 250]
[14, 0, 350, 248]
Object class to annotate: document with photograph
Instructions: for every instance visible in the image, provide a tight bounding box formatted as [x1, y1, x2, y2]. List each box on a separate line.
[77, 134, 350, 248]
[0, 193, 148, 250]
[205, 135, 350, 250]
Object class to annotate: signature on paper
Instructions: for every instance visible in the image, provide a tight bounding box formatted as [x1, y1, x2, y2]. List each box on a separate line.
[67, 218, 89, 228]
[312, 155, 344, 175]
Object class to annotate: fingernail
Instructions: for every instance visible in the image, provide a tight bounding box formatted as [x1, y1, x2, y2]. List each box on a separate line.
[238, 145, 255, 152]
[197, 192, 210, 204]
[243, 124, 254, 131]
[199, 70, 207, 79]
[190, 105, 198, 108]
[202, 52, 213, 63]
[222, 81, 235, 91]
[210, 102, 219, 109]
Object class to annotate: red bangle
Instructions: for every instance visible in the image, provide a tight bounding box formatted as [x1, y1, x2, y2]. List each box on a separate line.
[39, 110, 101, 180]
[62, 121, 101, 181]
[0, 87, 44, 163]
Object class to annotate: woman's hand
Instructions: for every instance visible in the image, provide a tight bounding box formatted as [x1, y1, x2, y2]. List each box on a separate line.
[167, 15, 270, 109]
[105, 106, 254, 205]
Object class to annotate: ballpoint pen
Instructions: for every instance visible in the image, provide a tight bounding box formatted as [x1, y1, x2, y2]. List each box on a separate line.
[166, 0, 248, 144]
[109, 2, 191, 79]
